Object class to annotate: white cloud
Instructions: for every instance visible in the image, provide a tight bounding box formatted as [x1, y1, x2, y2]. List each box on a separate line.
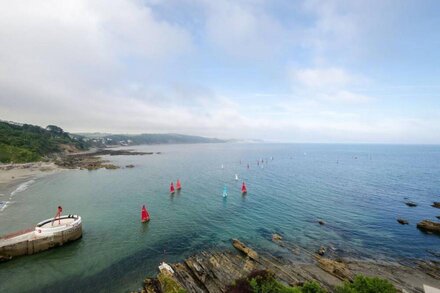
[292, 68, 355, 89]
[289, 67, 372, 104]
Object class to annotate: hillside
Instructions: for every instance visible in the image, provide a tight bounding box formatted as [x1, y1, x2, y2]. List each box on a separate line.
[0, 121, 88, 163]
[79, 133, 225, 146]
[0, 121, 226, 163]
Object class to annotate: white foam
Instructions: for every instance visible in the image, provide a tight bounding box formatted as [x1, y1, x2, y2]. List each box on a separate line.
[10, 179, 35, 197]
[0, 200, 10, 211]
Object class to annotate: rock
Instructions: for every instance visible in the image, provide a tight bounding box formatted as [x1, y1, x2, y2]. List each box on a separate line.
[417, 220, 440, 234]
[405, 201, 418, 207]
[436, 216, 440, 220]
[318, 220, 325, 225]
[316, 257, 353, 281]
[125, 164, 135, 168]
[317, 246, 326, 256]
[432, 202, 440, 209]
[272, 234, 282, 241]
[397, 218, 409, 225]
[232, 239, 259, 260]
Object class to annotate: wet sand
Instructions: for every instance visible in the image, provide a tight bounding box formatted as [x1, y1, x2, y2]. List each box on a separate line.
[0, 162, 62, 190]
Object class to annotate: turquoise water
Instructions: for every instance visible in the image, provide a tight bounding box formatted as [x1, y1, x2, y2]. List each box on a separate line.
[0, 143, 439, 292]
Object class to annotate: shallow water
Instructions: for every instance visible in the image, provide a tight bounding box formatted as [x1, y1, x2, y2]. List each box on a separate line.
[0, 143, 439, 292]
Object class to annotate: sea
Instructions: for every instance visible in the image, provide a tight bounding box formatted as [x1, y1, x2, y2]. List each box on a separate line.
[0, 143, 439, 292]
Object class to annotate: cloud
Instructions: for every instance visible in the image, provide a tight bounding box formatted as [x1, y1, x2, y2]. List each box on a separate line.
[292, 68, 356, 89]
[289, 67, 372, 104]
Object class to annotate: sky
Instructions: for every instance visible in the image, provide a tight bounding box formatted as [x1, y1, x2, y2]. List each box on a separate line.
[0, 0, 439, 143]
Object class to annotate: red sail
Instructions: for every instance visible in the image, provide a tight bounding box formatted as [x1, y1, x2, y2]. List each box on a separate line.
[176, 179, 181, 190]
[170, 182, 175, 193]
[141, 205, 150, 222]
[241, 182, 247, 194]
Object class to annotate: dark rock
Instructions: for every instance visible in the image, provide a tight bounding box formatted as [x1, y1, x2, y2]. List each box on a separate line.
[436, 216, 440, 220]
[397, 218, 409, 225]
[405, 201, 418, 207]
[417, 220, 440, 234]
[432, 202, 440, 209]
[317, 246, 326, 256]
[126, 164, 135, 168]
[318, 220, 325, 225]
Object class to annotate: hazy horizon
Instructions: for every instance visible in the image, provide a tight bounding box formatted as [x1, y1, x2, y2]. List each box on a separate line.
[1, 0, 439, 144]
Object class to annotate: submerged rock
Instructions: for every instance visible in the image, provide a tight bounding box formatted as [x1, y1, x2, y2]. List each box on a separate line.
[232, 239, 259, 260]
[417, 220, 440, 234]
[318, 220, 325, 225]
[272, 234, 282, 241]
[432, 202, 440, 209]
[405, 201, 418, 207]
[397, 218, 409, 225]
[317, 246, 326, 256]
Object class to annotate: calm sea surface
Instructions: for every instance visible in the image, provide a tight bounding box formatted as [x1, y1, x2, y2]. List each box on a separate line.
[0, 143, 439, 292]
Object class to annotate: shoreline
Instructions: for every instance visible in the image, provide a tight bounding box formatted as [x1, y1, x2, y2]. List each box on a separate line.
[0, 162, 64, 212]
[139, 238, 440, 293]
[0, 162, 63, 192]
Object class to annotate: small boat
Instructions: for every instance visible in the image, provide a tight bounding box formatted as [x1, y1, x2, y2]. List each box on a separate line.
[159, 262, 174, 274]
[223, 185, 228, 197]
[241, 182, 247, 195]
[170, 182, 175, 194]
[235, 174, 239, 181]
[141, 205, 150, 222]
[176, 179, 182, 190]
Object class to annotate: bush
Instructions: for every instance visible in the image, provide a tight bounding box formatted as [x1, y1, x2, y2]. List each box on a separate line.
[227, 270, 327, 293]
[336, 275, 396, 293]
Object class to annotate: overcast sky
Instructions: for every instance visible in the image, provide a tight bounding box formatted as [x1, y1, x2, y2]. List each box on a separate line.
[1, 0, 439, 143]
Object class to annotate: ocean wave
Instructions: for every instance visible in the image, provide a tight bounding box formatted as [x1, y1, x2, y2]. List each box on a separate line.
[10, 179, 35, 197]
[0, 200, 10, 211]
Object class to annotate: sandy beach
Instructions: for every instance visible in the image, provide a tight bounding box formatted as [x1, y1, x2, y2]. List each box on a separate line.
[0, 162, 63, 192]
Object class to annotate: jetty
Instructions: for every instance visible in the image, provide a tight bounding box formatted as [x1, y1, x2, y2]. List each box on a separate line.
[0, 214, 82, 261]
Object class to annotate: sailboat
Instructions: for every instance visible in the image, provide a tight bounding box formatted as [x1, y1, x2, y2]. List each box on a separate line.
[176, 179, 182, 190]
[141, 205, 150, 223]
[241, 182, 247, 195]
[170, 182, 175, 194]
[235, 174, 239, 181]
[222, 185, 228, 197]
[221, 164, 224, 169]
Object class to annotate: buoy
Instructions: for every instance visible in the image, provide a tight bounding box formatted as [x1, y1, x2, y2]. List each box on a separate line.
[235, 174, 239, 181]
[221, 164, 224, 169]
[241, 182, 247, 195]
[170, 182, 175, 194]
[223, 185, 228, 197]
[247, 163, 249, 169]
[141, 205, 150, 222]
[176, 179, 181, 190]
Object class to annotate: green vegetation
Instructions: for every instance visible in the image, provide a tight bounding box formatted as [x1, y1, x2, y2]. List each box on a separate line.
[227, 270, 396, 293]
[157, 272, 187, 293]
[336, 275, 396, 293]
[80, 133, 225, 146]
[227, 270, 325, 293]
[0, 121, 88, 163]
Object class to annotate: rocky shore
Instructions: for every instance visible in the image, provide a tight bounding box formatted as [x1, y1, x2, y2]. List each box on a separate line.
[139, 238, 440, 293]
[55, 149, 155, 170]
